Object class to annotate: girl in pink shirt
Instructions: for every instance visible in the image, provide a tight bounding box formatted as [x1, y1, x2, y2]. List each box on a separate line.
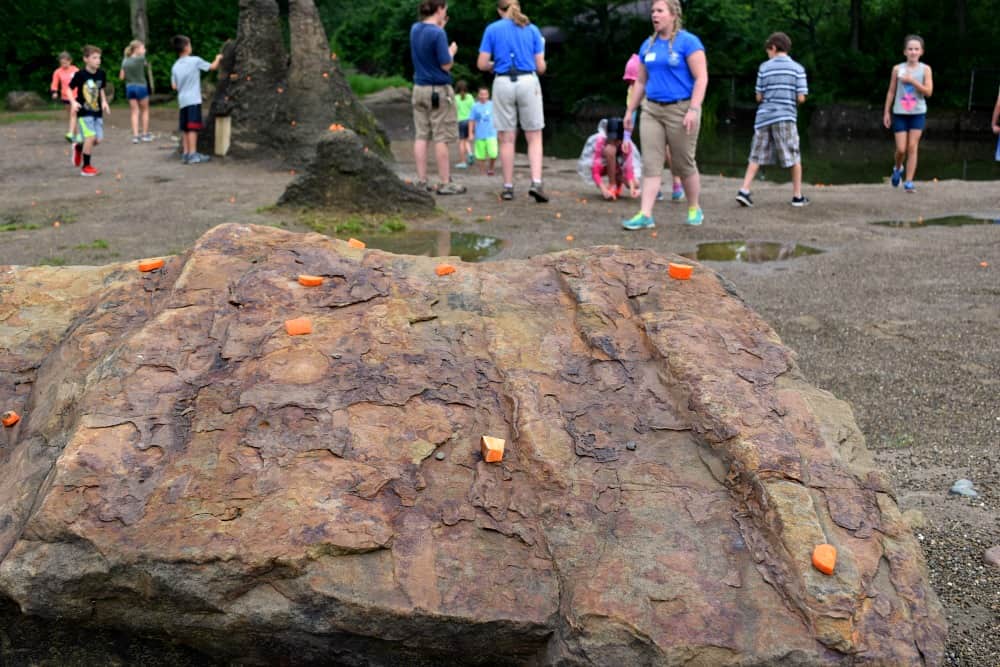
[50, 52, 79, 142]
[578, 118, 642, 200]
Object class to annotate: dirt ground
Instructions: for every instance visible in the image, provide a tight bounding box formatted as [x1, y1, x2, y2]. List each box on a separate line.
[1, 106, 998, 665]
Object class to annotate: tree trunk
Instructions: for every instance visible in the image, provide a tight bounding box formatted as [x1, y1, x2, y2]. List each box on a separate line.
[849, 0, 862, 52]
[200, 0, 390, 165]
[129, 0, 148, 43]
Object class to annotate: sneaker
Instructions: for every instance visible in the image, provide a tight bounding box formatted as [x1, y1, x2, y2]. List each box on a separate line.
[141, 133, 153, 142]
[80, 165, 99, 177]
[891, 166, 903, 187]
[791, 195, 810, 207]
[413, 180, 434, 192]
[65, 132, 74, 143]
[622, 211, 655, 230]
[672, 184, 686, 201]
[903, 181, 915, 193]
[186, 153, 210, 164]
[501, 185, 514, 201]
[132, 136, 140, 144]
[486, 170, 495, 177]
[467, 154, 475, 166]
[528, 181, 549, 203]
[685, 207, 704, 226]
[736, 190, 754, 207]
[72, 143, 82, 167]
[656, 190, 665, 202]
[181, 153, 190, 164]
[454, 161, 468, 169]
[436, 181, 467, 195]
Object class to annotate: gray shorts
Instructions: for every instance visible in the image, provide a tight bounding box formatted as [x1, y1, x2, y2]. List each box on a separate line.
[748, 121, 800, 168]
[491, 73, 544, 132]
[76, 116, 104, 142]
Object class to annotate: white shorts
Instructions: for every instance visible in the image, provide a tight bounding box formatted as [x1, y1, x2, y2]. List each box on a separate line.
[491, 73, 544, 132]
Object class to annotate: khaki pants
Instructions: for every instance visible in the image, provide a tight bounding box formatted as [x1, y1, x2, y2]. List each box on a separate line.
[412, 84, 458, 143]
[639, 99, 699, 178]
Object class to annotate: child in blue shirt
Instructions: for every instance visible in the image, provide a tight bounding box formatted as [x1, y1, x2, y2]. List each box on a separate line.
[468, 87, 498, 175]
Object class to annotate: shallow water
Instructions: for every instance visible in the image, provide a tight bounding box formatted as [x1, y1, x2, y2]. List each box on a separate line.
[533, 124, 1000, 184]
[363, 231, 504, 262]
[683, 241, 824, 263]
[871, 215, 1000, 227]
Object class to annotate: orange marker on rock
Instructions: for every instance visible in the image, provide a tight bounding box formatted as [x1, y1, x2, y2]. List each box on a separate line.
[668, 262, 693, 280]
[298, 275, 324, 287]
[435, 263, 456, 276]
[812, 544, 837, 575]
[347, 238, 365, 249]
[138, 258, 165, 272]
[480, 435, 505, 463]
[2, 411, 20, 427]
[285, 318, 313, 336]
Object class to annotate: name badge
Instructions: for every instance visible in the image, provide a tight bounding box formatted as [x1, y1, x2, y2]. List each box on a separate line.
[644, 52, 656, 63]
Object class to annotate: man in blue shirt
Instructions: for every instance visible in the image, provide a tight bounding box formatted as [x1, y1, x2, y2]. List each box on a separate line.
[410, 0, 465, 195]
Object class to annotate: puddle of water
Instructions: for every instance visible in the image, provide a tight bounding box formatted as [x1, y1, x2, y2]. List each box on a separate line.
[871, 215, 1000, 228]
[361, 230, 503, 262]
[683, 241, 823, 263]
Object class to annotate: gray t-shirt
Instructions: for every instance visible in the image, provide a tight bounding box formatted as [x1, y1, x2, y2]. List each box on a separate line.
[171, 56, 210, 108]
[753, 54, 808, 130]
[121, 56, 147, 86]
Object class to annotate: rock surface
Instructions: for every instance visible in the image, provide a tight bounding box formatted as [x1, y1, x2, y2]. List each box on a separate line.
[278, 131, 435, 213]
[5, 91, 46, 111]
[0, 225, 946, 665]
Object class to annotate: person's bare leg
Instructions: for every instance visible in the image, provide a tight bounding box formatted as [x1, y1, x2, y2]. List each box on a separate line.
[681, 171, 700, 209]
[740, 162, 760, 193]
[140, 98, 150, 135]
[434, 141, 451, 184]
[499, 130, 516, 185]
[893, 132, 907, 170]
[525, 129, 543, 183]
[905, 129, 922, 182]
[129, 99, 139, 137]
[790, 162, 804, 198]
[637, 176, 661, 216]
[603, 143, 618, 194]
[414, 139, 429, 182]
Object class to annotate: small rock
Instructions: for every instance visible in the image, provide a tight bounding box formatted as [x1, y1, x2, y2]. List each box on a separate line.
[625, 441, 637, 451]
[984, 546, 1000, 569]
[902, 509, 927, 530]
[5, 91, 46, 111]
[949, 479, 978, 497]
[434, 451, 446, 461]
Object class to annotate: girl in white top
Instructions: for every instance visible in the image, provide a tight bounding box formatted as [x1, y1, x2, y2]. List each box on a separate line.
[882, 35, 933, 193]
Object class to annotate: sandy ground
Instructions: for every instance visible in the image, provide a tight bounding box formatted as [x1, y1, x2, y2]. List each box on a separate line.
[1, 106, 998, 665]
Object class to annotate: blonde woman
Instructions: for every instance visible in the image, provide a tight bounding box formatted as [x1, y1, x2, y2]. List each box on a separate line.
[120, 40, 151, 142]
[622, 0, 708, 229]
[477, 0, 548, 202]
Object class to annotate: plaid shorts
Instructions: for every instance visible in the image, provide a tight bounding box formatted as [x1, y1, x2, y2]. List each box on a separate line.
[749, 121, 800, 168]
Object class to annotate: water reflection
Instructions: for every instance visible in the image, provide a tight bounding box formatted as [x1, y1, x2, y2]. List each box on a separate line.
[361, 231, 504, 262]
[871, 215, 999, 228]
[683, 241, 823, 263]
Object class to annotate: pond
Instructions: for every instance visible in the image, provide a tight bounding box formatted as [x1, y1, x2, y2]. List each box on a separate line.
[527, 123, 1000, 184]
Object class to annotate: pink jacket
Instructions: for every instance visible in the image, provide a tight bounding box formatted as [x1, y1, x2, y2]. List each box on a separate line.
[591, 135, 636, 187]
[50, 65, 78, 101]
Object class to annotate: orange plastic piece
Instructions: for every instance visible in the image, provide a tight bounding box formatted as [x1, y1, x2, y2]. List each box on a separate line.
[347, 238, 366, 249]
[328, 123, 346, 132]
[565, 235, 574, 242]
[138, 258, 165, 272]
[812, 544, 837, 575]
[298, 275, 324, 287]
[2, 411, 20, 427]
[480, 435, 505, 463]
[980, 262, 989, 268]
[285, 318, 313, 336]
[668, 262, 693, 280]
[435, 264, 456, 276]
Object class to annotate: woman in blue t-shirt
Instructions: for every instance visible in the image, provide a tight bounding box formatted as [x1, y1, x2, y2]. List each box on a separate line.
[622, 0, 708, 230]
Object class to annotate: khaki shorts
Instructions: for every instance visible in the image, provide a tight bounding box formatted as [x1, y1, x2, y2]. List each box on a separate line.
[491, 73, 544, 132]
[639, 99, 700, 179]
[748, 121, 800, 168]
[412, 84, 458, 143]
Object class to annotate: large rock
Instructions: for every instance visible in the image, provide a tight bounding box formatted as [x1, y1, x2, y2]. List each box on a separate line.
[278, 130, 434, 213]
[5, 91, 46, 111]
[0, 225, 945, 665]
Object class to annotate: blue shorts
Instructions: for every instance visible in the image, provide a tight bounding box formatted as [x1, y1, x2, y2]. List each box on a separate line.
[179, 104, 203, 132]
[458, 119, 470, 140]
[126, 84, 149, 101]
[891, 113, 925, 133]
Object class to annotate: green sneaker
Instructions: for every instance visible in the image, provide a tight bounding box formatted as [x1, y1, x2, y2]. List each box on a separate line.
[622, 211, 655, 230]
[685, 207, 704, 226]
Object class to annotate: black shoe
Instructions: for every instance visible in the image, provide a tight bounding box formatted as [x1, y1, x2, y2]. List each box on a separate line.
[501, 185, 514, 201]
[791, 195, 810, 207]
[528, 181, 548, 203]
[736, 190, 753, 207]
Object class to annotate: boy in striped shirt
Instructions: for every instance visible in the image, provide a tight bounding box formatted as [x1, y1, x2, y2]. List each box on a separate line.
[736, 32, 809, 207]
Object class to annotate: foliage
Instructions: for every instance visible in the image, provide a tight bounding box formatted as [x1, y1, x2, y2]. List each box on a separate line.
[347, 73, 411, 97]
